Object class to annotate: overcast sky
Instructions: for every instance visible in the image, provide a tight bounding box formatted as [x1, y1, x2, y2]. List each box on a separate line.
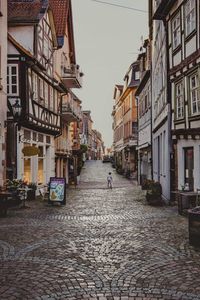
[72, 0, 148, 148]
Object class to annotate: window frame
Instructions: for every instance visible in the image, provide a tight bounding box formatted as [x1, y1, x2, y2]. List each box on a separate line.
[189, 72, 200, 116]
[175, 81, 184, 120]
[172, 11, 181, 50]
[7, 64, 19, 96]
[185, 0, 196, 37]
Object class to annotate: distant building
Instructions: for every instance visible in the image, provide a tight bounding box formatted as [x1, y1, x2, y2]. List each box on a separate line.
[112, 62, 140, 177]
[136, 39, 152, 185]
[151, 0, 171, 202]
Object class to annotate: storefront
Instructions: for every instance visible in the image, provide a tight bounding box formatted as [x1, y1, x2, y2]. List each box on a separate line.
[17, 128, 55, 186]
[137, 144, 152, 185]
[177, 138, 200, 191]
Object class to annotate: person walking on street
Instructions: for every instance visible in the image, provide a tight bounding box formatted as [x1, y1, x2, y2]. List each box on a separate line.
[107, 172, 113, 189]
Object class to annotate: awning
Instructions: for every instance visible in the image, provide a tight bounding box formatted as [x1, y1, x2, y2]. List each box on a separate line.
[115, 145, 125, 152]
[136, 142, 150, 150]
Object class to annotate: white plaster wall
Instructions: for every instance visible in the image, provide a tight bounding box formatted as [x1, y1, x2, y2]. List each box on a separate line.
[138, 122, 151, 147]
[0, 2, 8, 185]
[185, 36, 196, 58]
[152, 121, 171, 202]
[177, 139, 200, 190]
[9, 26, 34, 54]
[173, 51, 182, 66]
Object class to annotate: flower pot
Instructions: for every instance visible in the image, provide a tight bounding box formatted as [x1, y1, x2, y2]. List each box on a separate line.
[27, 189, 36, 201]
[146, 193, 162, 206]
[188, 207, 200, 247]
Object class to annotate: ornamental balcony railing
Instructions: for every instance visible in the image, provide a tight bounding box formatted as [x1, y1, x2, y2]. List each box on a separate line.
[62, 102, 81, 123]
[61, 63, 83, 88]
[55, 137, 71, 154]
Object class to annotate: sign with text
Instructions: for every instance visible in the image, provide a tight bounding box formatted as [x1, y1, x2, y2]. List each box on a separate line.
[48, 177, 66, 205]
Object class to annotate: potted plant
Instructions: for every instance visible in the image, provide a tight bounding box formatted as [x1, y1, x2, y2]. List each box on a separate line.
[27, 182, 37, 200]
[141, 179, 154, 190]
[6, 179, 26, 192]
[146, 181, 163, 206]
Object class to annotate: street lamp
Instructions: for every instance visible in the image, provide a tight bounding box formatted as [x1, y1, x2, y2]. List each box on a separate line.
[12, 98, 22, 122]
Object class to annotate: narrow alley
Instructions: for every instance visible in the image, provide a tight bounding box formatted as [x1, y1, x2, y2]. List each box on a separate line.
[0, 161, 200, 300]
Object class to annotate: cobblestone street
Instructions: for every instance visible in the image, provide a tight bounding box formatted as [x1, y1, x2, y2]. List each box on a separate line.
[0, 161, 200, 300]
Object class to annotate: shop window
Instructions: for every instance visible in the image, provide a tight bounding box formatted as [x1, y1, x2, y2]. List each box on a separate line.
[24, 158, 31, 183]
[38, 145, 44, 185]
[184, 147, 194, 191]
[38, 159, 44, 184]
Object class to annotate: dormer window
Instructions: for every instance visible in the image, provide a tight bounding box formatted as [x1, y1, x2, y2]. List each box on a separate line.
[135, 71, 140, 80]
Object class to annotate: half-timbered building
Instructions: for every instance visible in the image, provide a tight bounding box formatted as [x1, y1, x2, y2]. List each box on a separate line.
[136, 39, 152, 185]
[0, 0, 7, 185]
[7, 0, 63, 185]
[50, 0, 83, 184]
[161, 0, 200, 192]
[151, 0, 171, 202]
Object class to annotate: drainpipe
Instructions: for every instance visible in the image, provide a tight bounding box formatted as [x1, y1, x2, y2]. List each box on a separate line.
[163, 18, 172, 202]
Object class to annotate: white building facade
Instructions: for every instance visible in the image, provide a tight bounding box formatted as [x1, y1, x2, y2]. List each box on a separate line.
[151, 0, 171, 202]
[136, 40, 152, 185]
[7, 1, 62, 187]
[166, 0, 200, 192]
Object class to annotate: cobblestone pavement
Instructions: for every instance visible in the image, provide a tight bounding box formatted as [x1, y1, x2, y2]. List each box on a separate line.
[0, 161, 200, 300]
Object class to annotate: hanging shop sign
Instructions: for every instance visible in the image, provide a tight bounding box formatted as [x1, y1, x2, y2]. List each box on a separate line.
[22, 146, 40, 156]
[48, 177, 66, 205]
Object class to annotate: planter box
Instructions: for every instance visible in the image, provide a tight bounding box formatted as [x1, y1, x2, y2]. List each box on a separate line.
[188, 207, 200, 247]
[146, 193, 162, 206]
[27, 189, 36, 201]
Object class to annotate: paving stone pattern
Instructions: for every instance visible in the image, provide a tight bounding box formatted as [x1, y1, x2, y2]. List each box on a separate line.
[0, 161, 200, 300]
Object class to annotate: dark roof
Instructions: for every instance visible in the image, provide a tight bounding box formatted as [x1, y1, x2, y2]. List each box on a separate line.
[49, 0, 69, 36]
[8, 0, 46, 23]
[135, 70, 150, 97]
[153, 0, 175, 20]
[116, 85, 123, 91]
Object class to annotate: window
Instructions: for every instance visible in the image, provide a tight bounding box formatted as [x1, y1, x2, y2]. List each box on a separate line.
[175, 82, 184, 119]
[32, 72, 38, 101]
[185, 0, 196, 36]
[44, 82, 48, 107]
[190, 73, 200, 115]
[135, 71, 140, 80]
[39, 78, 44, 103]
[184, 147, 194, 191]
[172, 13, 181, 49]
[7, 64, 18, 95]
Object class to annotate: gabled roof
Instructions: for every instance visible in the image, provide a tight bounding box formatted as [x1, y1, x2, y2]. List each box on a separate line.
[113, 85, 123, 99]
[49, 0, 76, 62]
[49, 0, 69, 37]
[8, 0, 46, 23]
